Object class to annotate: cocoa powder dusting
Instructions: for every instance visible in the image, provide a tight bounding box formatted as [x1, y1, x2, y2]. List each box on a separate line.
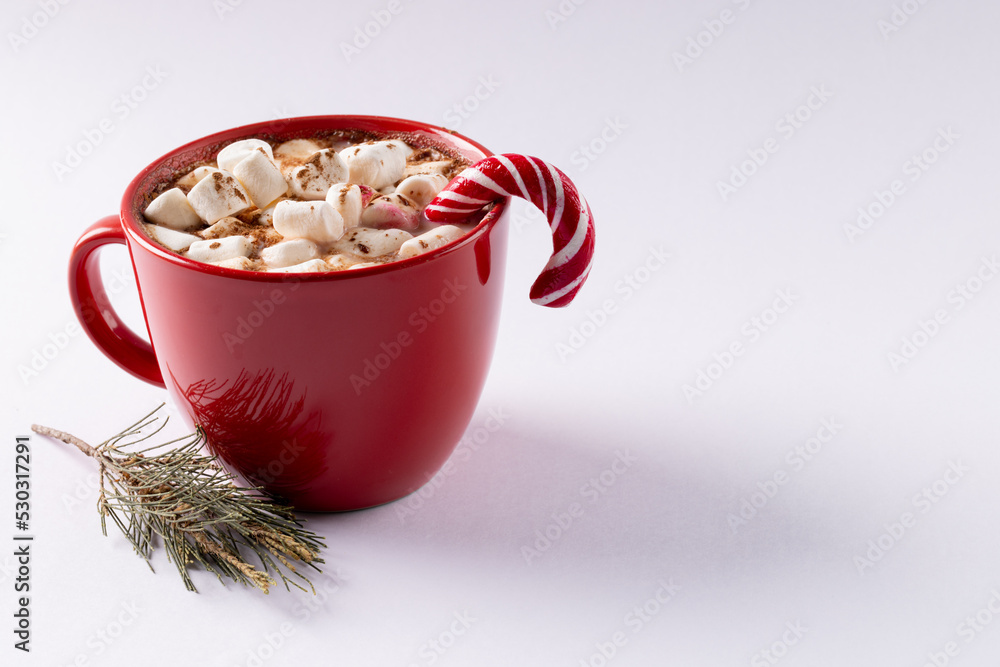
[142, 129, 475, 271]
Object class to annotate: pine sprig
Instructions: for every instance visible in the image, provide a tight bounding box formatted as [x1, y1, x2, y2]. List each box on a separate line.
[32, 405, 326, 594]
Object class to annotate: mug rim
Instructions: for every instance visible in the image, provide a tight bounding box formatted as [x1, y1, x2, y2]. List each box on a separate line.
[119, 114, 507, 282]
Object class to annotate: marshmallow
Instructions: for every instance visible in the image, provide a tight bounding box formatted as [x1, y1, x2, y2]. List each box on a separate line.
[201, 217, 244, 239]
[361, 193, 420, 231]
[212, 214, 281, 244]
[261, 238, 320, 268]
[340, 140, 411, 190]
[187, 171, 251, 223]
[348, 262, 380, 270]
[144, 224, 201, 252]
[403, 160, 453, 178]
[217, 139, 273, 173]
[332, 227, 413, 258]
[274, 138, 322, 159]
[232, 148, 288, 208]
[144, 188, 201, 230]
[324, 183, 375, 230]
[272, 200, 344, 244]
[395, 174, 449, 209]
[186, 236, 254, 263]
[324, 253, 356, 271]
[397, 225, 466, 259]
[266, 259, 329, 273]
[326, 137, 352, 153]
[255, 202, 279, 227]
[177, 166, 220, 189]
[288, 149, 349, 200]
[212, 257, 254, 271]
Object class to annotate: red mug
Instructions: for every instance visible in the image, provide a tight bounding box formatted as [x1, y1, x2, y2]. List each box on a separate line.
[69, 115, 594, 511]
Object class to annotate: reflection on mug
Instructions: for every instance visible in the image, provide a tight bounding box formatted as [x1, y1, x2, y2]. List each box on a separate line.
[182, 369, 327, 498]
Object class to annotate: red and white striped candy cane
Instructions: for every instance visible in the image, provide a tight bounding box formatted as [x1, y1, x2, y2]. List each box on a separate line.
[425, 154, 595, 308]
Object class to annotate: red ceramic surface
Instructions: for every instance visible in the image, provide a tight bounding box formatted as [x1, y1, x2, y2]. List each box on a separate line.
[69, 116, 510, 511]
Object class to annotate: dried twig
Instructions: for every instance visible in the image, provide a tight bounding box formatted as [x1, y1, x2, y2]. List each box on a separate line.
[32, 405, 325, 594]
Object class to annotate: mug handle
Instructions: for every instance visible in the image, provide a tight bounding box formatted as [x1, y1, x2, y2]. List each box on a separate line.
[424, 154, 596, 308]
[68, 215, 165, 388]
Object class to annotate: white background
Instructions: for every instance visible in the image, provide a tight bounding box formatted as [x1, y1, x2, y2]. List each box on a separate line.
[4, 0, 1000, 665]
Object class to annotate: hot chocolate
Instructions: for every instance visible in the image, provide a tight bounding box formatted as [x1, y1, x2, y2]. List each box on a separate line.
[141, 133, 478, 272]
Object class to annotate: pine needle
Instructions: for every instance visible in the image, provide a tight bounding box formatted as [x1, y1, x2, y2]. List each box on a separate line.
[32, 405, 325, 594]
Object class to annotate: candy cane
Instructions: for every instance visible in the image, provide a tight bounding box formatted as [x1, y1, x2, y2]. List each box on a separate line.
[425, 154, 596, 308]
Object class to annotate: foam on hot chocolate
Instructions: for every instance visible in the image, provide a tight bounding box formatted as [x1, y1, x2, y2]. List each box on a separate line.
[140, 133, 479, 272]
